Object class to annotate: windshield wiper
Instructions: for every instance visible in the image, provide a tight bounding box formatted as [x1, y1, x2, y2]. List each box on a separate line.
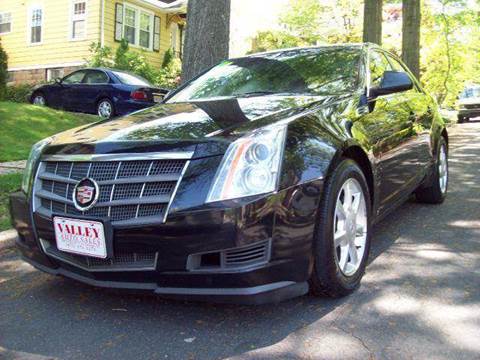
[235, 91, 315, 98]
[234, 91, 277, 98]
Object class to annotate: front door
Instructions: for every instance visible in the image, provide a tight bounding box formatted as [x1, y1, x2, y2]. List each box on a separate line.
[59, 70, 88, 111]
[354, 50, 420, 216]
[386, 54, 434, 177]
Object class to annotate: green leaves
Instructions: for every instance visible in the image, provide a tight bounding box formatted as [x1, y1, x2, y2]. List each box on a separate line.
[0, 38, 8, 100]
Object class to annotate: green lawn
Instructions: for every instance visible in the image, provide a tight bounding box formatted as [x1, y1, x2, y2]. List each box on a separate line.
[0, 173, 22, 231]
[0, 101, 99, 162]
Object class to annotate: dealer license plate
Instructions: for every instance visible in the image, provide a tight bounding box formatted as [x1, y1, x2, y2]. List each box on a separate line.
[53, 217, 107, 258]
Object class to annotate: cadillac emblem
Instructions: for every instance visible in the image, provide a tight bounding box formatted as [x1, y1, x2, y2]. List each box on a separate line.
[73, 178, 99, 211]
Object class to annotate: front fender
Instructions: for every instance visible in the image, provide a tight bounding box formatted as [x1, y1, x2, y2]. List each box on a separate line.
[278, 114, 345, 191]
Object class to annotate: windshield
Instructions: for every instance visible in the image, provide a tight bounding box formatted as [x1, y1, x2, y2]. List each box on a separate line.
[113, 71, 152, 86]
[169, 47, 361, 102]
[460, 87, 480, 99]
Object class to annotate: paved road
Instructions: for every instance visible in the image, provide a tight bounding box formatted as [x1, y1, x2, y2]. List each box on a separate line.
[1, 123, 479, 360]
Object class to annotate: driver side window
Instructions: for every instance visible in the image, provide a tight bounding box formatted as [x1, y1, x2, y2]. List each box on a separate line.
[62, 70, 87, 84]
[369, 51, 392, 89]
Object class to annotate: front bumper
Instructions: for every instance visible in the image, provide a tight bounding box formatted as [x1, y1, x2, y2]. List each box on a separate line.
[10, 179, 322, 304]
[458, 108, 480, 119]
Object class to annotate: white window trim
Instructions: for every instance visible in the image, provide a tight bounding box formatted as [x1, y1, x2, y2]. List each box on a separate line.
[69, 0, 88, 41]
[0, 11, 13, 35]
[46, 68, 65, 82]
[27, 5, 43, 46]
[122, 2, 155, 52]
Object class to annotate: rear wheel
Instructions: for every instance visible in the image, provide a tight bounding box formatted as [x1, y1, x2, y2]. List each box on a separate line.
[309, 159, 372, 298]
[416, 138, 448, 204]
[97, 98, 114, 119]
[32, 92, 47, 106]
[458, 115, 469, 123]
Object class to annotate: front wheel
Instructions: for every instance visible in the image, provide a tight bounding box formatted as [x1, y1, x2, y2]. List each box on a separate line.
[32, 92, 47, 106]
[309, 159, 372, 298]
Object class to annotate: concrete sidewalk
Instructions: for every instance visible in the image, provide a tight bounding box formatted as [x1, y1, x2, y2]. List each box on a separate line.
[0, 160, 26, 175]
[0, 229, 17, 250]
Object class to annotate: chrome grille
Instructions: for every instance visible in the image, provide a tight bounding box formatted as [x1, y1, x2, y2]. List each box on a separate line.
[34, 154, 190, 226]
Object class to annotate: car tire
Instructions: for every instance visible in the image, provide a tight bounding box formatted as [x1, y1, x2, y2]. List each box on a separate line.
[32, 92, 47, 106]
[457, 116, 468, 123]
[416, 138, 448, 204]
[309, 159, 372, 298]
[97, 98, 115, 119]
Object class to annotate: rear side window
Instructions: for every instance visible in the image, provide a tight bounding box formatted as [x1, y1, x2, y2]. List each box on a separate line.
[62, 70, 87, 84]
[83, 70, 110, 84]
[369, 51, 392, 88]
[113, 71, 151, 86]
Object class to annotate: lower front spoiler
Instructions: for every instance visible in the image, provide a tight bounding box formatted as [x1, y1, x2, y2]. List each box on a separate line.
[22, 255, 309, 305]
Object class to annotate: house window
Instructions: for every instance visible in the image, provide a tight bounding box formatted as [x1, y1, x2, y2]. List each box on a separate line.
[29, 7, 43, 44]
[124, 7, 136, 44]
[46, 68, 64, 82]
[121, 4, 153, 50]
[71, 0, 87, 40]
[0, 12, 12, 34]
[139, 13, 151, 48]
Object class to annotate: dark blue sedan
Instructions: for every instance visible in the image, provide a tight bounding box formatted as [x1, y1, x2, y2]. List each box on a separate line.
[30, 68, 168, 118]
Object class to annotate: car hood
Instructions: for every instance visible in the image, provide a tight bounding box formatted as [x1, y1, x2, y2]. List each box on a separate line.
[45, 95, 339, 158]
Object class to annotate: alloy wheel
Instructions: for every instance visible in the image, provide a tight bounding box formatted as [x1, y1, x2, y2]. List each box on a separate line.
[438, 144, 448, 194]
[33, 95, 46, 106]
[98, 101, 112, 118]
[333, 178, 368, 276]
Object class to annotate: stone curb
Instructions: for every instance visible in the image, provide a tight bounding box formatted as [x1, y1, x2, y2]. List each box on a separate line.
[0, 229, 17, 251]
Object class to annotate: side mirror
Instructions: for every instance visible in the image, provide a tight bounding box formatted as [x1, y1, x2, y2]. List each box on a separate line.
[54, 77, 62, 85]
[372, 71, 413, 97]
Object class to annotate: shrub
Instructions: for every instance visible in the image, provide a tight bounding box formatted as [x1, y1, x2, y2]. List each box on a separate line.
[5, 83, 36, 103]
[0, 38, 8, 100]
[162, 48, 174, 68]
[113, 39, 130, 70]
[156, 56, 182, 89]
[87, 42, 114, 68]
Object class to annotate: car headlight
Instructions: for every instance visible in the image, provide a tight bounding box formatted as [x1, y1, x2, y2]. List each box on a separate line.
[22, 138, 51, 194]
[206, 125, 287, 203]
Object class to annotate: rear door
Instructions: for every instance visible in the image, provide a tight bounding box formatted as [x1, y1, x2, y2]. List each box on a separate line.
[355, 50, 419, 215]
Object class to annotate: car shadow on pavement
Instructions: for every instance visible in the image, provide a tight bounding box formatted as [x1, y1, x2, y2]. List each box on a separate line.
[1, 129, 479, 360]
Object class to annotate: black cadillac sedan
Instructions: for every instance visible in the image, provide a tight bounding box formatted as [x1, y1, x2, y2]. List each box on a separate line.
[30, 68, 168, 118]
[10, 44, 448, 304]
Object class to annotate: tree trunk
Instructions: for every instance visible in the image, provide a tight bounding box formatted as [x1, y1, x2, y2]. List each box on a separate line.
[181, 0, 231, 83]
[402, 0, 421, 79]
[363, 0, 383, 45]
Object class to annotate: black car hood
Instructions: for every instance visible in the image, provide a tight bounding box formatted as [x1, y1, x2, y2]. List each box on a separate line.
[45, 95, 337, 158]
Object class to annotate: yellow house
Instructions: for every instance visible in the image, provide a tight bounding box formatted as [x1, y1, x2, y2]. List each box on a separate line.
[0, 0, 186, 84]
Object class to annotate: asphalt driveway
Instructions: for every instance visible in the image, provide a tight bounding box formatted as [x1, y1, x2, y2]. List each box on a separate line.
[1, 123, 479, 360]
